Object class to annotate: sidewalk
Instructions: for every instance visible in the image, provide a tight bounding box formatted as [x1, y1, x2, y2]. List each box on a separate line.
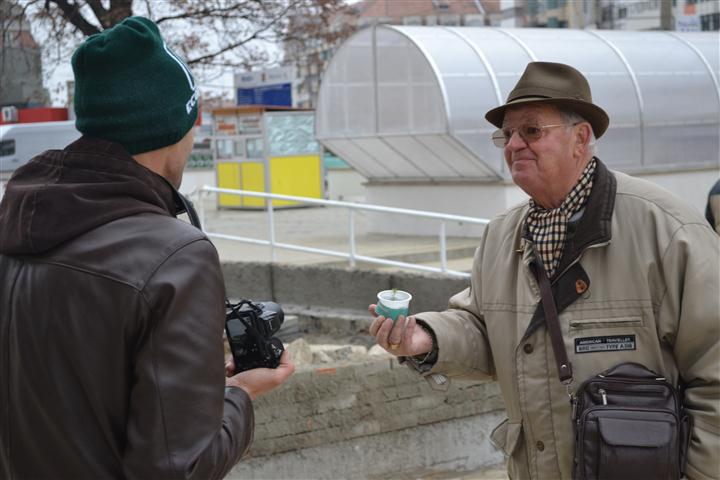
[195, 199, 480, 274]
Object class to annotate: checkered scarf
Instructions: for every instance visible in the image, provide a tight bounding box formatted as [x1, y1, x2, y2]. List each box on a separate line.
[526, 158, 597, 278]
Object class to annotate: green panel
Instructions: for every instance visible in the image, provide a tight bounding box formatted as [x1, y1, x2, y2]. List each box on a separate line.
[265, 113, 319, 156]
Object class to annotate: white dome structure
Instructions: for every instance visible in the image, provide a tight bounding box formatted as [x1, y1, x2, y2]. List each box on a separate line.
[316, 26, 719, 234]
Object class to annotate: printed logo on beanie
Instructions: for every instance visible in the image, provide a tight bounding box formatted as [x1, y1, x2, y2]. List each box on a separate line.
[163, 42, 199, 115]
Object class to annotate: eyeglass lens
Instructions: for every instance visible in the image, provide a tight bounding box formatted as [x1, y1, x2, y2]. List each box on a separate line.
[491, 125, 550, 148]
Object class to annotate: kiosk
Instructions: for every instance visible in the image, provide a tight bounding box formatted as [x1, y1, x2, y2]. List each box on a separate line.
[213, 106, 323, 208]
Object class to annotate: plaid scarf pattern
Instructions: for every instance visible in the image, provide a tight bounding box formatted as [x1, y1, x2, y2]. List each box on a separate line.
[526, 158, 597, 278]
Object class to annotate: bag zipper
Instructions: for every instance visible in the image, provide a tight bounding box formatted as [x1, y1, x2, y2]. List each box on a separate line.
[573, 378, 678, 420]
[599, 373, 666, 382]
[579, 405, 680, 425]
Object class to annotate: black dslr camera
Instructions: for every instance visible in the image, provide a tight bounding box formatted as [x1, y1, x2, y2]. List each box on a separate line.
[225, 299, 285, 372]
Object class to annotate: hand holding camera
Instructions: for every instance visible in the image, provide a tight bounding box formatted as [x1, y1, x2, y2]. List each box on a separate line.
[224, 299, 294, 399]
[225, 350, 294, 400]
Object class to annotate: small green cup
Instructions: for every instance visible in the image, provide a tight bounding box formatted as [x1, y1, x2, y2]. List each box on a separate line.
[376, 290, 412, 322]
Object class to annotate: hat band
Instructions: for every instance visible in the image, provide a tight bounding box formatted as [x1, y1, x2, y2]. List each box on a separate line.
[510, 86, 588, 102]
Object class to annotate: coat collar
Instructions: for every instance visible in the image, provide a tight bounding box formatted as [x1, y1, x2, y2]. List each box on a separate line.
[554, 157, 616, 276]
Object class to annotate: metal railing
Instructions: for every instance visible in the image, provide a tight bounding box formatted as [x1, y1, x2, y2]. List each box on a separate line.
[190, 186, 490, 278]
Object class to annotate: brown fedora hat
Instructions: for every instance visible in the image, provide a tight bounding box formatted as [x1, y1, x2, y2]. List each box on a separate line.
[485, 61, 609, 138]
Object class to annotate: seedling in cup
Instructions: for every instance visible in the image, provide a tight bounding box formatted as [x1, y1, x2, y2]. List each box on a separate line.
[375, 289, 412, 323]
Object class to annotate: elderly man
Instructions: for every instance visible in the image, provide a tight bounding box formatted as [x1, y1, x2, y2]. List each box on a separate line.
[370, 62, 719, 479]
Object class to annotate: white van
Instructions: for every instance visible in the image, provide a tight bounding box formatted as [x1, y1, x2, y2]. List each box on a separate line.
[0, 120, 81, 173]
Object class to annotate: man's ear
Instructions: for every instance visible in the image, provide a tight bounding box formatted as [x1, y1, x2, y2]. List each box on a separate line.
[575, 122, 592, 155]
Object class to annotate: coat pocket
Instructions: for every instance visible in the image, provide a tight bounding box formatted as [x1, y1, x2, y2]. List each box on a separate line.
[569, 316, 643, 330]
[490, 418, 522, 457]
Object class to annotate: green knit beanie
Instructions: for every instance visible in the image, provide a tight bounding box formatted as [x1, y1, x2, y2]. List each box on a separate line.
[72, 16, 199, 155]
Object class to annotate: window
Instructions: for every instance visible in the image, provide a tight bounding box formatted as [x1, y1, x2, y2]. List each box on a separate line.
[618, 7, 627, 18]
[216, 139, 234, 159]
[246, 138, 264, 158]
[464, 14, 485, 26]
[700, 12, 719, 30]
[0, 139, 15, 156]
[234, 140, 245, 157]
[438, 14, 461, 25]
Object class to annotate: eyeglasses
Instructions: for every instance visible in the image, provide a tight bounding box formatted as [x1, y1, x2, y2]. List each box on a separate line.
[491, 123, 570, 148]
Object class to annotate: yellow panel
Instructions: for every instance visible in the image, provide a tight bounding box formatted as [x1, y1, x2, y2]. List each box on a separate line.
[269, 155, 322, 207]
[217, 162, 241, 207]
[240, 162, 266, 208]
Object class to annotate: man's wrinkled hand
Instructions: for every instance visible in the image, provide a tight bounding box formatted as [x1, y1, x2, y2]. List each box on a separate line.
[368, 304, 432, 358]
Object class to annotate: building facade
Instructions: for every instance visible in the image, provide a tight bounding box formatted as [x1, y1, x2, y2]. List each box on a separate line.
[0, 2, 48, 108]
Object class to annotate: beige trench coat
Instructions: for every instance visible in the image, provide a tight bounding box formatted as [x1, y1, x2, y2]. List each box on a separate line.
[416, 162, 720, 480]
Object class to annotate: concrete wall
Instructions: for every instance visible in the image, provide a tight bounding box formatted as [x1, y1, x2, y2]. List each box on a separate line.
[326, 168, 367, 202]
[230, 356, 505, 478]
[221, 262, 506, 478]
[231, 411, 505, 479]
[365, 181, 527, 237]
[221, 262, 470, 314]
[244, 358, 504, 458]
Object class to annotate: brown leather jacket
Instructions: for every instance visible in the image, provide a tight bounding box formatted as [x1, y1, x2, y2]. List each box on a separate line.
[0, 137, 253, 479]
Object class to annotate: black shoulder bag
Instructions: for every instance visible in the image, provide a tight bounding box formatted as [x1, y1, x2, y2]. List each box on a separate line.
[532, 262, 692, 480]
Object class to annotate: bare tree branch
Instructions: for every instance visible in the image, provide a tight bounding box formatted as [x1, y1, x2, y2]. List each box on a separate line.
[142, 0, 152, 20]
[12, 0, 356, 103]
[83, 0, 108, 28]
[107, 0, 132, 26]
[186, 0, 301, 65]
[154, 1, 251, 24]
[45, 0, 101, 36]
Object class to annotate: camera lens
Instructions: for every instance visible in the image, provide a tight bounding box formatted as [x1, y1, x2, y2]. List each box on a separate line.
[258, 302, 284, 335]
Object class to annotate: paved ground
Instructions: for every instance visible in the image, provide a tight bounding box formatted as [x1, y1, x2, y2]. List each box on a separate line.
[192, 197, 479, 275]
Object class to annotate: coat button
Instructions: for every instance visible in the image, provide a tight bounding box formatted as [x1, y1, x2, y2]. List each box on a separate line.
[575, 279, 588, 294]
[523, 344, 534, 354]
[536, 441, 545, 452]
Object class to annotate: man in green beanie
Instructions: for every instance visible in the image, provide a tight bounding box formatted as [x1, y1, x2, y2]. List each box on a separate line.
[0, 16, 294, 479]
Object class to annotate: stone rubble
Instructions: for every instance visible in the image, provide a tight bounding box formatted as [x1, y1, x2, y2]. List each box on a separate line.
[284, 337, 393, 366]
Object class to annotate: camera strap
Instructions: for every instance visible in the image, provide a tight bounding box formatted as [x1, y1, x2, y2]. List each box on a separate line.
[176, 191, 203, 230]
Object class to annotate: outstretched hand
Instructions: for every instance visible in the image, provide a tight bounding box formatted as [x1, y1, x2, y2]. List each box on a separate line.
[368, 304, 433, 357]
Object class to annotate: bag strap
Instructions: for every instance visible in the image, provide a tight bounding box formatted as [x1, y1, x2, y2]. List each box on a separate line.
[531, 259, 574, 385]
